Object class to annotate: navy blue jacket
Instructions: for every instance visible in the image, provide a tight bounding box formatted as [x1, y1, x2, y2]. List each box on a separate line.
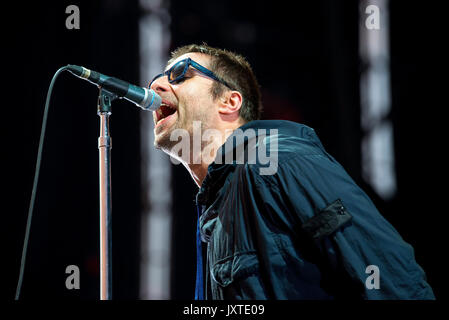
[196, 120, 435, 300]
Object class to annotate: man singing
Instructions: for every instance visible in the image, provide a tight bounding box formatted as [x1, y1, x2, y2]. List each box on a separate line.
[149, 43, 435, 300]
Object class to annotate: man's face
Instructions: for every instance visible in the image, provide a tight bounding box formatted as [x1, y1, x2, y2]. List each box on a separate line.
[150, 52, 218, 152]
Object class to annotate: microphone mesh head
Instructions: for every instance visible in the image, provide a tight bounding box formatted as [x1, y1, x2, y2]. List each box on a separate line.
[149, 92, 162, 111]
[141, 88, 162, 111]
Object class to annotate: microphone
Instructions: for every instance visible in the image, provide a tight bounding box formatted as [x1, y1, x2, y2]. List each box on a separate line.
[66, 64, 162, 111]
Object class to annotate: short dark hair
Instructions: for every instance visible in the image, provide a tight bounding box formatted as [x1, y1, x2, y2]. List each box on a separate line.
[168, 43, 262, 122]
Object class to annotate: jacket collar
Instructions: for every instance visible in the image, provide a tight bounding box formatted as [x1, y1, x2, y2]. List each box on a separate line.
[196, 120, 281, 205]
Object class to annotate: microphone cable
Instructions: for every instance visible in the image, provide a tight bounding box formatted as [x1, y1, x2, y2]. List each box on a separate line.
[15, 66, 68, 300]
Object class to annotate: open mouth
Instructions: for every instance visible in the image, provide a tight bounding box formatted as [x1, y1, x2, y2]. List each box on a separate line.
[155, 102, 177, 127]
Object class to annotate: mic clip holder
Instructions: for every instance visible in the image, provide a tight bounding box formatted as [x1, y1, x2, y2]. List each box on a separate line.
[98, 87, 118, 113]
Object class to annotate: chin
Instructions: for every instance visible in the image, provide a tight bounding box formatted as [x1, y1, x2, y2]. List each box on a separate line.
[153, 139, 162, 150]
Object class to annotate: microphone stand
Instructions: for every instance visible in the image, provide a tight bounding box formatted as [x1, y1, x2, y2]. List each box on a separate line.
[97, 88, 116, 300]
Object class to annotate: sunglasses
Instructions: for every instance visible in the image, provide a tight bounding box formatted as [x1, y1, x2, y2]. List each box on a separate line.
[149, 57, 234, 90]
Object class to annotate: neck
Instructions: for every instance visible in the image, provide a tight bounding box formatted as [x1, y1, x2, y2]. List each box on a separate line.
[186, 163, 209, 188]
[184, 124, 240, 188]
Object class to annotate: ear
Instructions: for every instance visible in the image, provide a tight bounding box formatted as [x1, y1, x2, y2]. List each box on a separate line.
[217, 91, 243, 116]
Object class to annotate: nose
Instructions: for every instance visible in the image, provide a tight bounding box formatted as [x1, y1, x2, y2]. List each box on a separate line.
[150, 75, 170, 93]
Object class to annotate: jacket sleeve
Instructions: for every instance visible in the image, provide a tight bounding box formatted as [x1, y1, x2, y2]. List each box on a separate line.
[248, 152, 435, 299]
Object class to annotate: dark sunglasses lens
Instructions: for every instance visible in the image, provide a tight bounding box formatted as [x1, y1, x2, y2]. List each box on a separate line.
[169, 60, 188, 82]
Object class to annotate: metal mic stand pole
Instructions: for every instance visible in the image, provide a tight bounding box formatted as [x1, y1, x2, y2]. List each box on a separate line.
[97, 88, 116, 300]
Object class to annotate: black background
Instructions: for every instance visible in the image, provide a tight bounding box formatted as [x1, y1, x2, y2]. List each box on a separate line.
[2, 0, 446, 301]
